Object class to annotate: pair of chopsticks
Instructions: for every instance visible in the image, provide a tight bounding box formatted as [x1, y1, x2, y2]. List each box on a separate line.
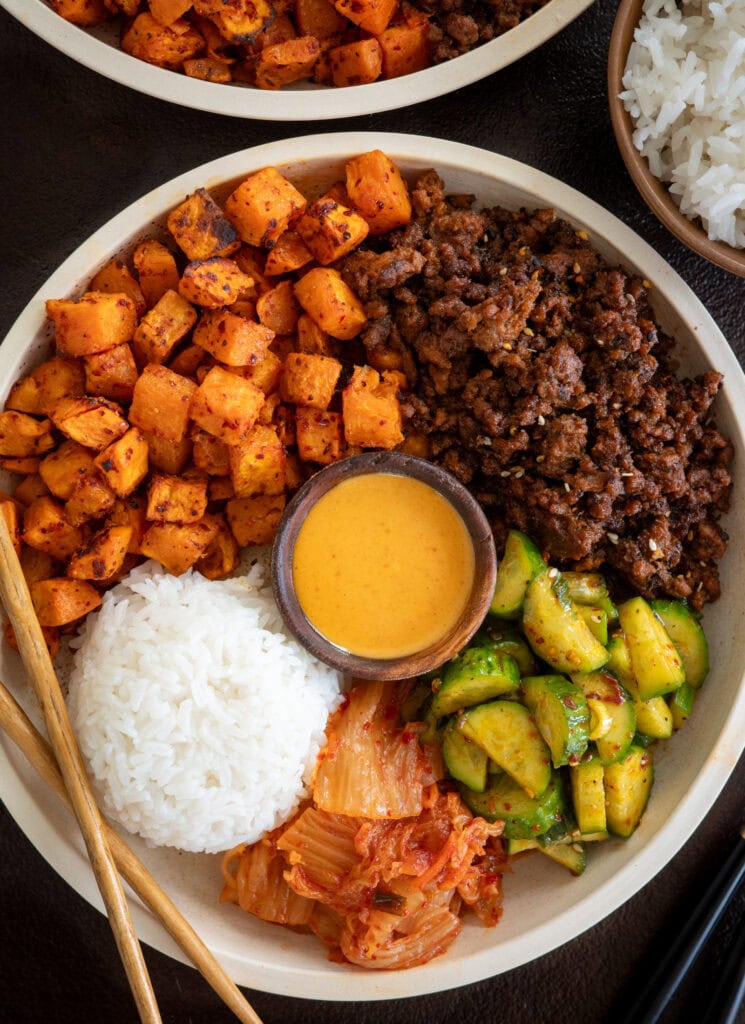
[0, 521, 263, 1024]
[618, 822, 745, 1024]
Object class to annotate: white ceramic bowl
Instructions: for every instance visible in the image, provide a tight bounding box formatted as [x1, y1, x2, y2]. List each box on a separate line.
[1, 0, 594, 120]
[1, 132, 744, 1000]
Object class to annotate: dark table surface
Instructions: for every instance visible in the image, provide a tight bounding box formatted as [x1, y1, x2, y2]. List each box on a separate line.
[1, 2, 744, 1022]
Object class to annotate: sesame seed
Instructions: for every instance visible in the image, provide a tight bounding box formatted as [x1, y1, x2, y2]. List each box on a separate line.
[548, 568, 559, 579]
[523, 327, 535, 337]
[536, 455, 545, 463]
[480, 436, 492, 446]
[564, 482, 571, 492]
[643, 278, 652, 288]
[649, 539, 658, 552]
[500, 470, 511, 478]
[625, 293, 635, 303]
[699, 561, 707, 568]
[612, 402, 622, 410]
[531, 270, 540, 281]
[483, 234, 489, 243]
[537, 414, 545, 426]
[596, 339, 604, 347]
[621, 471, 633, 477]
[514, 468, 525, 479]
[509, 426, 518, 436]
[572, 262, 581, 274]
[503, 343, 513, 351]
[607, 532, 619, 544]
[576, 230, 589, 241]
[499, 266, 508, 276]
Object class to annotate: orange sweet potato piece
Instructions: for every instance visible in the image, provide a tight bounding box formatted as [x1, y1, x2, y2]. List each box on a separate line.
[108, 495, 149, 553]
[329, 38, 383, 87]
[183, 56, 234, 82]
[46, 292, 138, 357]
[132, 290, 198, 366]
[139, 518, 219, 575]
[5, 356, 86, 417]
[142, 431, 194, 475]
[345, 149, 413, 234]
[89, 258, 147, 318]
[13, 474, 50, 507]
[167, 189, 240, 262]
[296, 193, 369, 265]
[295, 0, 347, 38]
[263, 231, 313, 276]
[342, 365, 403, 448]
[94, 427, 150, 497]
[20, 546, 61, 585]
[129, 364, 197, 442]
[49, 0, 109, 26]
[274, 403, 296, 446]
[133, 239, 180, 308]
[256, 280, 301, 335]
[378, 18, 430, 79]
[67, 525, 133, 581]
[39, 441, 96, 501]
[146, 473, 209, 523]
[196, 515, 240, 579]
[294, 268, 366, 340]
[225, 169, 307, 249]
[150, 0, 193, 25]
[333, 0, 396, 34]
[255, 36, 322, 89]
[83, 344, 139, 403]
[193, 0, 273, 41]
[0, 456, 42, 475]
[0, 412, 55, 458]
[22, 496, 85, 559]
[239, 350, 284, 395]
[50, 396, 129, 451]
[209, 476, 235, 502]
[121, 12, 204, 68]
[280, 352, 341, 410]
[0, 498, 21, 556]
[228, 425, 286, 497]
[65, 471, 116, 526]
[296, 312, 335, 355]
[168, 344, 207, 379]
[225, 494, 285, 546]
[191, 429, 232, 476]
[295, 407, 344, 464]
[30, 578, 102, 626]
[193, 309, 274, 366]
[179, 257, 254, 309]
[254, 11, 297, 49]
[189, 366, 265, 445]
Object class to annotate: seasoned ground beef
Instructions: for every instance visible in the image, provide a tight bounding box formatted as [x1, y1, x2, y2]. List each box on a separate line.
[339, 171, 733, 609]
[422, 0, 549, 63]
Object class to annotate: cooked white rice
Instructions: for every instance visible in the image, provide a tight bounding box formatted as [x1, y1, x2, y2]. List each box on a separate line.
[620, 0, 745, 247]
[67, 560, 342, 854]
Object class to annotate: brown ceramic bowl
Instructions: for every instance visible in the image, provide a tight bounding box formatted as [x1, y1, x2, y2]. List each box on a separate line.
[608, 0, 745, 277]
[271, 451, 497, 680]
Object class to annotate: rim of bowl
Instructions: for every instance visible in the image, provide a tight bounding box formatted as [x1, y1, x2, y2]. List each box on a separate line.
[2, 0, 595, 121]
[607, 0, 745, 278]
[271, 451, 497, 680]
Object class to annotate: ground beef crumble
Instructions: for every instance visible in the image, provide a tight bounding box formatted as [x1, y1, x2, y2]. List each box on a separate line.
[339, 171, 733, 609]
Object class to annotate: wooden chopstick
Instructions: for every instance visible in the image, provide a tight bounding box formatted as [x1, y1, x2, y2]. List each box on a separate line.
[0, 520, 161, 1024]
[0, 678, 264, 1024]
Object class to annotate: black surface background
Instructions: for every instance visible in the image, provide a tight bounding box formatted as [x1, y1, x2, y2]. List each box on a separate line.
[0, 2, 744, 1021]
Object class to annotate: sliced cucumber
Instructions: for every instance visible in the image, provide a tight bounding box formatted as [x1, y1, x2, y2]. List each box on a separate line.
[572, 671, 636, 766]
[575, 604, 609, 645]
[442, 719, 488, 792]
[605, 632, 636, 690]
[432, 649, 521, 717]
[650, 599, 709, 689]
[563, 571, 619, 623]
[489, 529, 546, 620]
[521, 674, 590, 768]
[669, 680, 696, 730]
[634, 695, 673, 739]
[604, 745, 654, 838]
[523, 571, 609, 674]
[539, 842, 587, 876]
[570, 754, 607, 835]
[618, 597, 685, 700]
[506, 837, 539, 855]
[458, 699, 552, 798]
[459, 770, 564, 839]
[472, 623, 538, 676]
[419, 696, 445, 746]
[399, 680, 431, 723]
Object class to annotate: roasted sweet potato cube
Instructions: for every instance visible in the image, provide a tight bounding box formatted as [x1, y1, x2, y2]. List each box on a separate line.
[252, 10, 297, 49]
[67, 525, 133, 581]
[281, 352, 341, 410]
[167, 188, 240, 261]
[191, 429, 231, 476]
[264, 231, 313, 277]
[133, 239, 180, 308]
[0, 456, 42, 475]
[184, 56, 234, 82]
[89, 258, 147, 318]
[378, 18, 430, 79]
[83, 343, 139, 402]
[22, 496, 85, 559]
[209, 476, 235, 502]
[39, 441, 96, 501]
[49, 0, 109, 26]
[94, 427, 149, 497]
[333, 0, 396, 34]
[139, 518, 219, 576]
[295, 0, 347, 37]
[0, 498, 21, 556]
[0, 412, 55, 458]
[255, 36, 321, 89]
[13, 474, 50, 507]
[168, 343, 207, 379]
[109, 495, 149, 553]
[257, 390, 281, 426]
[256, 280, 301, 335]
[146, 473, 208, 523]
[193, 309, 274, 366]
[133, 290, 198, 365]
[228, 425, 286, 498]
[4, 618, 61, 658]
[329, 38, 383, 87]
[20, 546, 62, 585]
[129, 364, 197, 442]
[142, 430, 193, 475]
[296, 193, 369, 265]
[46, 292, 138, 357]
[149, 0, 193, 25]
[342, 365, 403, 448]
[285, 451, 307, 490]
[121, 12, 204, 68]
[196, 515, 240, 580]
[294, 268, 366, 340]
[65, 471, 116, 526]
[295, 407, 344, 464]
[233, 247, 272, 298]
[193, 0, 273, 41]
[50, 396, 129, 451]
[225, 169, 307, 249]
[179, 257, 254, 309]
[5, 357, 86, 416]
[345, 149, 413, 234]
[30, 578, 102, 626]
[296, 312, 335, 355]
[226, 494, 285, 546]
[189, 366, 265, 445]
[275, 403, 296, 446]
[240, 350, 284, 395]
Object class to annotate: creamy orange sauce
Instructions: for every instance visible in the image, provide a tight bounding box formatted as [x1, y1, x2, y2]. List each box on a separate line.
[292, 473, 476, 659]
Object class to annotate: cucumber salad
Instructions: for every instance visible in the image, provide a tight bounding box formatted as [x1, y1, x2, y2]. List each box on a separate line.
[410, 530, 709, 876]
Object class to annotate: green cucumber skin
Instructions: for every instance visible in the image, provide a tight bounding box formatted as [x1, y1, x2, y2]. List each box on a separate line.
[459, 771, 564, 840]
[562, 571, 619, 624]
[458, 699, 552, 799]
[570, 756, 607, 835]
[669, 680, 697, 730]
[442, 720, 488, 792]
[489, 530, 546, 620]
[571, 671, 637, 766]
[575, 604, 609, 645]
[521, 674, 590, 768]
[604, 745, 654, 838]
[472, 623, 539, 677]
[523, 572, 609, 674]
[650, 599, 709, 689]
[432, 648, 521, 717]
[618, 597, 685, 700]
[540, 842, 587, 876]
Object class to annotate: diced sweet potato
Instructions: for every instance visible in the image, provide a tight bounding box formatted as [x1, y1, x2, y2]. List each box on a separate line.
[5, 356, 86, 417]
[193, 0, 273, 41]
[65, 471, 116, 526]
[257, 390, 281, 426]
[264, 231, 313, 276]
[345, 149, 413, 234]
[240, 350, 284, 395]
[22, 496, 85, 559]
[193, 309, 274, 367]
[139, 518, 219, 575]
[133, 239, 180, 308]
[280, 352, 341, 409]
[226, 493, 285, 546]
[4, 619, 60, 658]
[50, 396, 129, 451]
[30, 578, 102, 626]
[296, 194, 369, 265]
[378, 18, 430, 79]
[228, 425, 286, 497]
[209, 476, 235, 502]
[184, 57, 234, 82]
[133, 289, 198, 365]
[13, 474, 50, 507]
[0, 412, 55, 458]
[89, 258, 147, 318]
[0, 498, 21, 556]
[295, 407, 344, 464]
[295, 0, 347, 38]
[49, 0, 109, 26]
[189, 365, 265, 445]
[39, 441, 96, 501]
[179, 257, 254, 308]
[294, 268, 367, 340]
[67, 525, 133, 581]
[142, 431, 193, 475]
[275, 403, 296, 446]
[94, 427, 149, 497]
[256, 280, 301, 335]
[191, 429, 232, 476]
[255, 36, 321, 89]
[146, 473, 208, 523]
[296, 312, 335, 355]
[233, 247, 272, 297]
[333, 0, 396, 34]
[149, 0, 193, 26]
[0, 456, 41, 475]
[46, 292, 138, 357]
[121, 12, 204, 69]
[196, 514, 240, 579]
[254, 11, 297, 49]
[108, 495, 149, 553]
[20, 546, 61, 585]
[168, 344, 207, 379]
[167, 188, 240, 261]
[328, 38, 383, 87]
[83, 344, 139, 402]
[341, 365, 403, 448]
[225, 168, 307, 249]
[129, 364, 197, 442]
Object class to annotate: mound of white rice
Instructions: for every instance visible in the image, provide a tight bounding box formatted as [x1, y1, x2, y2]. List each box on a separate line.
[621, 0, 745, 247]
[68, 560, 342, 854]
